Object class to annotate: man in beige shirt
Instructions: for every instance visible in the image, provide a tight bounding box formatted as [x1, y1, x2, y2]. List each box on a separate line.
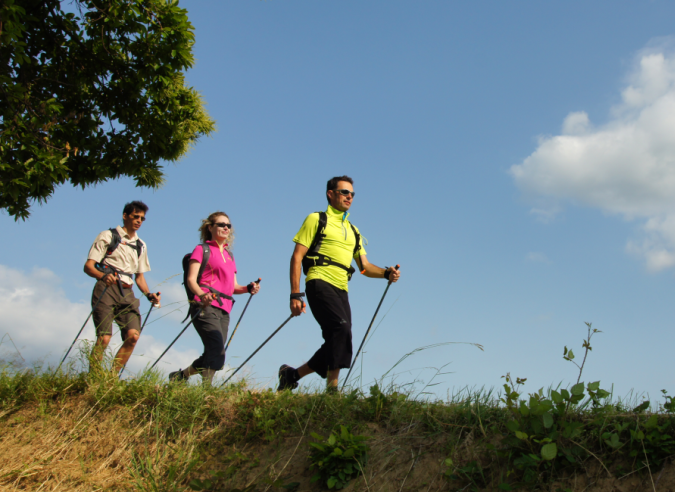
[84, 201, 161, 373]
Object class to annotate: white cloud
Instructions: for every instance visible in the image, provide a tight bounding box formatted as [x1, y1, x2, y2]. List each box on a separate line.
[0, 265, 199, 376]
[511, 40, 675, 270]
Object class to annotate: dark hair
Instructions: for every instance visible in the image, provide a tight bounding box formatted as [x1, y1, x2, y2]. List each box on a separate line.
[123, 200, 149, 215]
[326, 176, 354, 203]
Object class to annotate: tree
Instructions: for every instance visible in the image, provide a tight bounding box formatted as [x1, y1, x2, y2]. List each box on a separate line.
[0, 0, 216, 219]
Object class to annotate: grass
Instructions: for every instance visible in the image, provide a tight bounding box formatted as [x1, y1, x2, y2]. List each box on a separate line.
[1, 322, 674, 491]
[0, 361, 674, 491]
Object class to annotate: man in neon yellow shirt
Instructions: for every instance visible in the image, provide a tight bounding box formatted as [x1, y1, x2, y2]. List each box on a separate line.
[279, 175, 401, 391]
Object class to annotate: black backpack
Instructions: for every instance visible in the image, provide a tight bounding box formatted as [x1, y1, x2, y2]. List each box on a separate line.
[301, 211, 363, 281]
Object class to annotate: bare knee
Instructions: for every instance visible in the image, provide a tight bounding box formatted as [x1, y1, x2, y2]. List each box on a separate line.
[96, 336, 111, 350]
[124, 330, 140, 346]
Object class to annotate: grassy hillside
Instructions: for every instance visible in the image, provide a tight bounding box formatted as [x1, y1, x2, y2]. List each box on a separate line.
[2, 356, 675, 492]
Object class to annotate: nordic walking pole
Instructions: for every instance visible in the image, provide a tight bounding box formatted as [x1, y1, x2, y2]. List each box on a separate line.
[119, 292, 160, 379]
[341, 265, 400, 390]
[221, 312, 297, 387]
[149, 306, 203, 370]
[58, 284, 110, 371]
[224, 278, 261, 354]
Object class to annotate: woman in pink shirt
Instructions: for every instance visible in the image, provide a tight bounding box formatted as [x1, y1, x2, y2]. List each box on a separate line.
[169, 211, 260, 385]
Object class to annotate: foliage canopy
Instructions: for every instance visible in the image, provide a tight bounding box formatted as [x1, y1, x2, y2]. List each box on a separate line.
[0, 0, 215, 219]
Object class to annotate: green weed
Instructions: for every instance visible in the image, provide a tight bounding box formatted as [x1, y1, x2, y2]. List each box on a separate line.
[309, 425, 369, 489]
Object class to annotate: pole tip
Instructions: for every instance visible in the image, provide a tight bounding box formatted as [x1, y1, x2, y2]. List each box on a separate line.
[395, 264, 400, 269]
[257, 278, 261, 283]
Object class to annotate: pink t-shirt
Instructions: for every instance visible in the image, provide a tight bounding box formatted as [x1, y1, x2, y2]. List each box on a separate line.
[190, 241, 237, 313]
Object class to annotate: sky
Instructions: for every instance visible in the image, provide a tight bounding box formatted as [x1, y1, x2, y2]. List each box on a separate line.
[3, 0, 675, 405]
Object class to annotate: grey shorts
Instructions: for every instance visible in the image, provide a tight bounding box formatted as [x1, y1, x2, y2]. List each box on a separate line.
[92, 280, 141, 340]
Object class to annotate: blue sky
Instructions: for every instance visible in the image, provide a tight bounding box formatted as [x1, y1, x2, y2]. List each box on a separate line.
[3, 1, 675, 404]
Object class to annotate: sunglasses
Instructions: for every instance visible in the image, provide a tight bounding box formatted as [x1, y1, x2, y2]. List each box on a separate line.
[128, 214, 146, 221]
[335, 189, 355, 198]
[215, 222, 232, 229]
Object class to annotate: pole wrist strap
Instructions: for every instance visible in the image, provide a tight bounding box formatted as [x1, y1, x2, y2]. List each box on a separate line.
[290, 292, 306, 301]
[384, 267, 391, 280]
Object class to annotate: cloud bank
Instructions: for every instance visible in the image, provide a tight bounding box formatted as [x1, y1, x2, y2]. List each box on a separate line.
[0, 265, 200, 375]
[511, 41, 675, 271]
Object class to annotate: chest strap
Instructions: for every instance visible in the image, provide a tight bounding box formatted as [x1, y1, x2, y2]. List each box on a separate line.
[184, 285, 236, 321]
[301, 212, 363, 281]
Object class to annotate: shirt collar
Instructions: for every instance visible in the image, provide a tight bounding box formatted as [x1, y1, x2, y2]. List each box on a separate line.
[116, 225, 136, 240]
[206, 240, 229, 248]
[326, 205, 349, 221]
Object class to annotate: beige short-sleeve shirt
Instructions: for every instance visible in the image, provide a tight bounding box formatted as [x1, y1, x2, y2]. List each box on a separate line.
[87, 226, 151, 285]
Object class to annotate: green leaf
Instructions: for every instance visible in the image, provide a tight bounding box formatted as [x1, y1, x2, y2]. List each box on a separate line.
[542, 412, 554, 429]
[587, 381, 600, 391]
[570, 383, 584, 396]
[328, 434, 336, 446]
[541, 443, 557, 461]
[551, 390, 563, 403]
[327, 477, 337, 489]
[515, 431, 529, 440]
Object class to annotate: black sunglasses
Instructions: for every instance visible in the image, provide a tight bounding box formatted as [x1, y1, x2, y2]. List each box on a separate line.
[335, 189, 355, 198]
[128, 214, 146, 221]
[215, 222, 232, 229]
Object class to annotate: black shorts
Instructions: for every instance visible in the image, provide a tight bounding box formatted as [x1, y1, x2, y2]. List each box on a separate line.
[306, 279, 352, 379]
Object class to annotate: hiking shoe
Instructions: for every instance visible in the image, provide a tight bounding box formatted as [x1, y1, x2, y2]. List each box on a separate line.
[169, 369, 187, 382]
[277, 364, 299, 392]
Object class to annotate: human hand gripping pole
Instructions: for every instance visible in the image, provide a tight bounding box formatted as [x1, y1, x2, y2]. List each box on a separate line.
[224, 278, 261, 354]
[118, 292, 160, 379]
[221, 293, 305, 387]
[341, 265, 400, 390]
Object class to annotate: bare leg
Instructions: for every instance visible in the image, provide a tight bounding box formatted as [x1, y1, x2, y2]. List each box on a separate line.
[297, 363, 314, 379]
[90, 335, 111, 371]
[113, 329, 140, 372]
[182, 366, 199, 378]
[201, 368, 216, 385]
[327, 368, 340, 389]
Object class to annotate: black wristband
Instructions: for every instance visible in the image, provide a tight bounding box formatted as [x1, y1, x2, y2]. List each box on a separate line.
[290, 292, 306, 301]
[247, 283, 254, 293]
[383, 267, 390, 280]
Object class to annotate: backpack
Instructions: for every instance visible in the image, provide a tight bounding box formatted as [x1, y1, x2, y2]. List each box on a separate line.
[181, 243, 235, 320]
[301, 211, 363, 281]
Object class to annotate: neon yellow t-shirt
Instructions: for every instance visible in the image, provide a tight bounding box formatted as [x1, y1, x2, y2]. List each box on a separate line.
[293, 205, 367, 292]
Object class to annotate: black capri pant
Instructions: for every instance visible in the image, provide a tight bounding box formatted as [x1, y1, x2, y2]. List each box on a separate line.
[191, 305, 230, 371]
[306, 279, 353, 379]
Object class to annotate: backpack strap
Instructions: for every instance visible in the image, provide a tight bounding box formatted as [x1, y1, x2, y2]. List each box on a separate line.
[350, 223, 365, 274]
[301, 212, 360, 281]
[105, 228, 144, 258]
[196, 243, 210, 285]
[106, 228, 122, 257]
